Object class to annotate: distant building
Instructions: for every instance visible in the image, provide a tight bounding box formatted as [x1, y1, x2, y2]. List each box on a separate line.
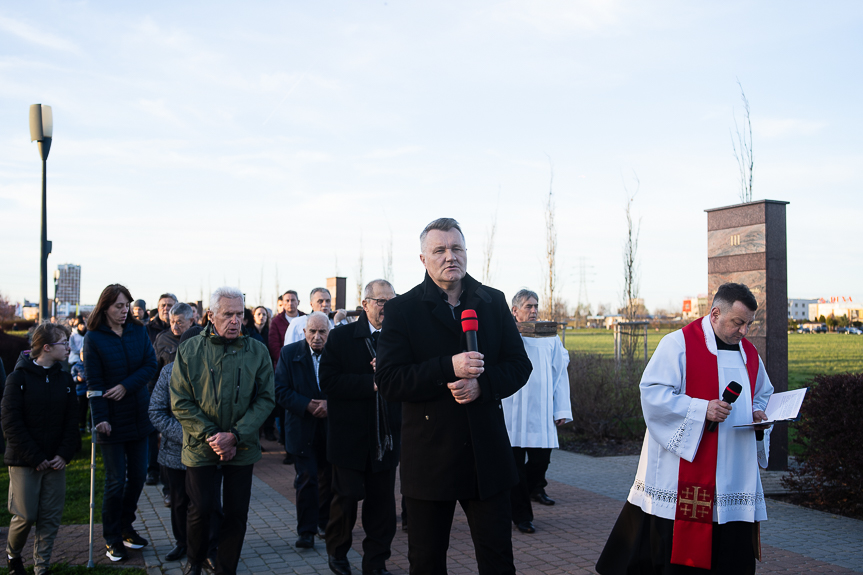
[682, 294, 709, 320]
[54, 264, 81, 317]
[808, 296, 861, 322]
[788, 298, 817, 321]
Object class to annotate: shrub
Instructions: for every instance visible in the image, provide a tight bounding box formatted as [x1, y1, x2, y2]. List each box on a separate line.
[567, 352, 645, 439]
[0, 319, 35, 332]
[781, 373, 863, 515]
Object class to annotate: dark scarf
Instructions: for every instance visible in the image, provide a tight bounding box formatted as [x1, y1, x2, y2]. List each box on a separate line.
[364, 334, 393, 461]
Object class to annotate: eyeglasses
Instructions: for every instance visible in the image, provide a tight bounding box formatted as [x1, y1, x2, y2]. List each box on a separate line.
[365, 298, 393, 307]
[49, 341, 71, 348]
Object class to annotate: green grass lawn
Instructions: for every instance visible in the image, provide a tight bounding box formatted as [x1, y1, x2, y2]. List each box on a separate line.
[562, 328, 863, 389]
[0, 434, 104, 526]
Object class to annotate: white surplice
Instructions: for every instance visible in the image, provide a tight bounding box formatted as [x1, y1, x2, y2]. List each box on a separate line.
[627, 316, 773, 524]
[503, 335, 573, 448]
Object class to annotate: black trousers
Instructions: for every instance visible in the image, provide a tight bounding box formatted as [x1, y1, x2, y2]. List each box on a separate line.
[404, 491, 515, 575]
[147, 430, 160, 477]
[596, 501, 757, 575]
[186, 464, 254, 575]
[293, 418, 332, 535]
[327, 465, 397, 570]
[165, 466, 222, 552]
[510, 447, 552, 524]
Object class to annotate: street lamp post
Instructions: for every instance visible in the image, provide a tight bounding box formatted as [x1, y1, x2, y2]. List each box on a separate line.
[29, 104, 53, 321]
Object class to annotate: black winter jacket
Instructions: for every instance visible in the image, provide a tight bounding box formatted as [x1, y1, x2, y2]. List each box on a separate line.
[84, 322, 157, 444]
[2, 352, 79, 467]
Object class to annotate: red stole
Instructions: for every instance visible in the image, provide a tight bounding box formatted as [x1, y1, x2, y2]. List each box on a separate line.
[671, 318, 759, 569]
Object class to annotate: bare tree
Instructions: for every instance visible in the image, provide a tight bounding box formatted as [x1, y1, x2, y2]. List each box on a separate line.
[541, 157, 562, 322]
[482, 190, 500, 286]
[731, 79, 754, 203]
[620, 173, 642, 363]
[258, 264, 265, 307]
[355, 235, 365, 307]
[382, 230, 394, 283]
[273, 263, 280, 308]
[0, 292, 15, 321]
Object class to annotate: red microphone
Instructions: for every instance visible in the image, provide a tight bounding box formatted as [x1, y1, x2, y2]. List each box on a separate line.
[461, 309, 479, 352]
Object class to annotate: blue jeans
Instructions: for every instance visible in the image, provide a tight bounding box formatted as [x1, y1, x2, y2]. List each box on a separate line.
[100, 437, 148, 545]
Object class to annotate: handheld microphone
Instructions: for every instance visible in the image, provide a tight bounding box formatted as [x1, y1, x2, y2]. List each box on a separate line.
[461, 309, 479, 353]
[707, 381, 742, 432]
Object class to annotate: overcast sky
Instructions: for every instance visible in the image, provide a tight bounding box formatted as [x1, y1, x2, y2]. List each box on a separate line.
[1, 1, 860, 314]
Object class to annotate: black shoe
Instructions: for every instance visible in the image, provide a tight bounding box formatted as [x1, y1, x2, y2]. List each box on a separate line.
[516, 520, 536, 534]
[106, 543, 129, 561]
[295, 532, 315, 548]
[264, 430, 277, 441]
[164, 494, 172, 507]
[530, 489, 555, 505]
[283, 453, 295, 465]
[183, 563, 203, 575]
[166, 545, 187, 561]
[328, 555, 352, 575]
[145, 472, 159, 485]
[317, 525, 327, 539]
[363, 569, 392, 575]
[122, 529, 149, 549]
[7, 556, 26, 575]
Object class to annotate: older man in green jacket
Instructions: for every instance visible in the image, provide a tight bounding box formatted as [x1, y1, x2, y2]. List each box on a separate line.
[171, 287, 275, 575]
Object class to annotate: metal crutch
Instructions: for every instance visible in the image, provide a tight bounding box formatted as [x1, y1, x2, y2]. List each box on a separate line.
[85, 390, 103, 568]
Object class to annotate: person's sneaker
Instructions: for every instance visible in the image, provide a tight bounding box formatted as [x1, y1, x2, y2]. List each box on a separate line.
[122, 529, 149, 549]
[7, 555, 26, 575]
[106, 543, 128, 562]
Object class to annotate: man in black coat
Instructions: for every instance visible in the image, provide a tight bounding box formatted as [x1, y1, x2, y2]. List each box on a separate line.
[274, 312, 333, 550]
[320, 279, 401, 575]
[376, 217, 532, 575]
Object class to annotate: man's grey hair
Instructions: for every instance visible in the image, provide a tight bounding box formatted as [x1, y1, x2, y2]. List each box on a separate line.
[420, 217, 465, 252]
[305, 311, 331, 330]
[512, 289, 539, 308]
[210, 286, 244, 314]
[364, 279, 394, 299]
[169, 302, 194, 321]
[309, 287, 331, 300]
[158, 293, 178, 303]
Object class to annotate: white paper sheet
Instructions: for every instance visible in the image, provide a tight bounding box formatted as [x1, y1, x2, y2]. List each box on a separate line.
[733, 387, 808, 427]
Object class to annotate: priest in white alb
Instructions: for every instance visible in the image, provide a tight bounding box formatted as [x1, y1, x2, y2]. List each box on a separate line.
[502, 289, 572, 535]
[597, 282, 773, 574]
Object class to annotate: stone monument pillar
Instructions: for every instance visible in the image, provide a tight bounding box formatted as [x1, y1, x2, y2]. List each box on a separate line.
[327, 276, 347, 311]
[705, 200, 789, 471]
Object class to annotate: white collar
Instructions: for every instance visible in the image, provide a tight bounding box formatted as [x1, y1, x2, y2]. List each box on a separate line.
[700, 315, 748, 365]
[368, 321, 380, 336]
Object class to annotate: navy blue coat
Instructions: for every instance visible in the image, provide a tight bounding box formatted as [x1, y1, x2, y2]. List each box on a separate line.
[84, 322, 157, 444]
[274, 340, 326, 457]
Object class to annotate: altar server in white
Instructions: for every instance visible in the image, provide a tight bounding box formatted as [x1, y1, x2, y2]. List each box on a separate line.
[597, 282, 773, 575]
[502, 289, 572, 535]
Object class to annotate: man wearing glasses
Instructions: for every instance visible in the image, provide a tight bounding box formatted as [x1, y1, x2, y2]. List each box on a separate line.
[319, 280, 401, 575]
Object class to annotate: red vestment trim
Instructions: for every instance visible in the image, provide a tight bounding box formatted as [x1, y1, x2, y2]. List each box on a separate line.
[671, 317, 758, 569]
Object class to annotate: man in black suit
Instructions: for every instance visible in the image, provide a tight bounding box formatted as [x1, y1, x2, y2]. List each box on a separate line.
[376, 217, 532, 575]
[274, 312, 333, 550]
[320, 279, 401, 575]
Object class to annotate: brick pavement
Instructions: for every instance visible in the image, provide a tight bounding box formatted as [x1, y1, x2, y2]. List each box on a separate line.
[13, 438, 860, 573]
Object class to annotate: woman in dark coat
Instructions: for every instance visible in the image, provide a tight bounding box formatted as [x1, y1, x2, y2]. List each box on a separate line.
[84, 284, 157, 562]
[2, 322, 79, 575]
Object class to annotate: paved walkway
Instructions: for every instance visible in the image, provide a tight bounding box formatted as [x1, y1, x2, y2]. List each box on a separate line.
[26, 439, 862, 574]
